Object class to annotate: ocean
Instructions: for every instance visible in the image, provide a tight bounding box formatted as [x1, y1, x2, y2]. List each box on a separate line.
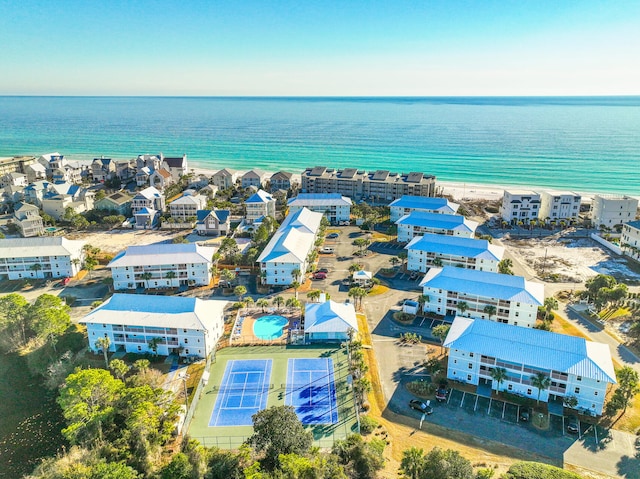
[0, 96, 639, 195]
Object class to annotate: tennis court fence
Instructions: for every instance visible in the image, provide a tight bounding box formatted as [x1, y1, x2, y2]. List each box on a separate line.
[211, 383, 275, 392]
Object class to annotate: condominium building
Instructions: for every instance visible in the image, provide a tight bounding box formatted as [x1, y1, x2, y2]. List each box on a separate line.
[301, 166, 436, 203]
[538, 191, 582, 221]
[257, 207, 323, 286]
[500, 190, 541, 224]
[108, 243, 216, 290]
[396, 211, 478, 242]
[389, 195, 459, 222]
[0, 237, 85, 280]
[287, 193, 352, 223]
[82, 294, 226, 359]
[245, 189, 276, 224]
[0, 155, 37, 176]
[406, 234, 504, 273]
[444, 317, 615, 415]
[621, 220, 640, 262]
[591, 195, 638, 229]
[420, 266, 544, 328]
[169, 193, 208, 220]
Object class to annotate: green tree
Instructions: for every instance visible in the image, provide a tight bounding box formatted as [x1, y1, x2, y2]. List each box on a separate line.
[234, 285, 247, 302]
[220, 268, 236, 285]
[614, 366, 640, 414]
[96, 335, 111, 368]
[498, 258, 514, 275]
[290, 280, 301, 299]
[531, 372, 550, 405]
[165, 270, 177, 282]
[256, 298, 270, 313]
[160, 452, 193, 479]
[84, 256, 98, 279]
[148, 337, 162, 356]
[0, 293, 31, 346]
[109, 358, 130, 380]
[31, 294, 71, 352]
[400, 447, 424, 479]
[348, 286, 369, 310]
[417, 294, 430, 314]
[585, 274, 617, 303]
[248, 405, 313, 470]
[272, 296, 284, 309]
[349, 263, 364, 273]
[140, 271, 153, 289]
[421, 447, 473, 479]
[432, 257, 443, 267]
[57, 368, 124, 445]
[432, 324, 451, 354]
[286, 297, 302, 309]
[307, 290, 321, 302]
[456, 301, 469, 317]
[332, 434, 385, 479]
[483, 305, 497, 321]
[543, 297, 558, 321]
[389, 257, 401, 268]
[29, 262, 43, 278]
[353, 238, 370, 255]
[490, 367, 508, 396]
[133, 359, 150, 373]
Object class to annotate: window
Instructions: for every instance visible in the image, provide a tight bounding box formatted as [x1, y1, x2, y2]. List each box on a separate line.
[575, 387, 580, 394]
[594, 391, 598, 396]
[577, 376, 582, 381]
[469, 352, 474, 358]
[467, 375, 471, 381]
[508, 384, 513, 391]
[184, 339, 188, 344]
[468, 363, 473, 369]
[527, 389, 532, 395]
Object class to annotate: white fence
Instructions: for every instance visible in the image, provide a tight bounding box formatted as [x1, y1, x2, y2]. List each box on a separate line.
[590, 233, 622, 255]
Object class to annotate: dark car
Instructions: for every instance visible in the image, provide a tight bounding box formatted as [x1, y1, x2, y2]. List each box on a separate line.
[409, 271, 420, 280]
[409, 399, 433, 415]
[519, 408, 530, 422]
[316, 268, 329, 274]
[566, 416, 580, 434]
[326, 233, 339, 239]
[435, 388, 449, 402]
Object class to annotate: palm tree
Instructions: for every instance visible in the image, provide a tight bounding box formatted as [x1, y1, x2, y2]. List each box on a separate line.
[71, 258, 81, 274]
[417, 294, 430, 313]
[400, 447, 425, 479]
[307, 290, 321, 302]
[220, 268, 236, 286]
[483, 305, 497, 321]
[84, 256, 98, 279]
[165, 270, 177, 285]
[290, 280, 301, 299]
[256, 298, 269, 313]
[531, 372, 550, 405]
[272, 295, 284, 309]
[348, 286, 368, 310]
[432, 324, 451, 355]
[490, 367, 508, 396]
[457, 301, 469, 317]
[148, 337, 162, 356]
[498, 259, 513, 275]
[543, 297, 558, 321]
[349, 263, 363, 273]
[209, 264, 219, 279]
[291, 268, 301, 284]
[95, 336, 111, 368]
[140, 272, 153, 289]
[29, 263, 43, 278]
[389, 257, 400, 268]
[285, 297, 301, 309]
[244, 296, 254, 310]
[234, 285, 247, 302]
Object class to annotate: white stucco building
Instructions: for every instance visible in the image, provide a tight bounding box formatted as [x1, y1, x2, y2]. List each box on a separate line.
[169, 193, 208, 220]
[245, 189, 276, 224]
[389, 195, 459, 222]
[444, 317, 615, 415]
[108, 243, 215, 290]
[287, 193, 352, 224]
[591, 195, 638, 229]
[396, 211, 478, 242]
[0, 237, 85, 280]
[538, 191, 582, 222]
[257, 207, 323, 286]
[420, 266, 544, 328]
[500, 190, 541, 224]
[406, 234, 504, 273]
[82, 294, 226, 359]
[622, 220, 640, 262]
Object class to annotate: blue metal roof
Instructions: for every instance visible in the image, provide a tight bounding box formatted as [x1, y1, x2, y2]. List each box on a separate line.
[396, 211, 476, 232]
[406, 233, 504, 261]
[390, 195, 457, 212]
[420, 266, 544, 305]
[246, 190, 273, 203]
[444, 317, 616, 383]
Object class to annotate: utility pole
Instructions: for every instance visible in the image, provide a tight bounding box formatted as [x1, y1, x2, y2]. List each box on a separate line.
[179, 372, 190, 410]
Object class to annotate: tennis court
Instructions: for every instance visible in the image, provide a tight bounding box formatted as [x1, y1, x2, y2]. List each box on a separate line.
[208, 359, 273, 427]
[285, 358, 338, 425]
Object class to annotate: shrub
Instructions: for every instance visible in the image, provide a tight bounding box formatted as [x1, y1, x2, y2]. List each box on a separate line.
[359, 415, 379, 434]
[503, 462, 583, 479]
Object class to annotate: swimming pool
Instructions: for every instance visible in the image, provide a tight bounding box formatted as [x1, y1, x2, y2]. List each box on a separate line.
[253, 315, 288, 340]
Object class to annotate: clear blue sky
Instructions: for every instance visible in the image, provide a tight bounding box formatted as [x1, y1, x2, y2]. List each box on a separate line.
[1, 0, 638, 95]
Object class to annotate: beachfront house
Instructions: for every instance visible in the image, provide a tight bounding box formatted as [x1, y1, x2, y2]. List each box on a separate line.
[195, 209, 231, 236]
[396, 211, 478, 243]
[149, 168, 174, 191]
[304, 299, 358, 343]
[212, 168, 240, 190]
[270, 171, 295, 192]
[94, 191, 133, 217]
[162, 154, 189, 181]
[24, 162, 47, 183]
[131, 186, 165, 229]
[406, 233, 504, 273]
[108, 243, 216, 291]
[0, 172, 27, 189]
[591, 195, 638, 230]
[444, 316, 615, 416]
[245, 189, 276, 224]
[169, 193, 208, 221]
[419, 266, 544, 328]
[0, 237, 86, 280]
[257, 207, 323, 286]
[241, 169, 269, 189]
[90, 157, 116, 183]
[389, 195, 459, 222]
[538, 191, 582, 223]
[621, 220, 640, 262]
[81, 294, 226, 359]
[500, 190, 541, 224]
[287, 193, 352, 224]
[12, 202, 45, 237]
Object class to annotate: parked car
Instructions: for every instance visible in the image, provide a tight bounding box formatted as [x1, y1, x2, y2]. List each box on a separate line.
[312, 272, 327, 280]
[339, 220, 350, 226]
[519, 408, 530, 422]
[326, 233, 339, 239]
[409, 271, 420, 280]
[409, 399, 433, 415]
[566, 416, 580, 434]
[316, 268, 329, 274]
[435, 388, 449, 402]
[320, 247, 334, 254]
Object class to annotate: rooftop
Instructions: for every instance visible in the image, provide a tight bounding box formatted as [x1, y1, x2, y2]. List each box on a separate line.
[444, 317, 616, 383]
[246, 189, 274, 204]
[287, 193, 352, 206]
[304, 300, 358, 333]
[108, 243, 216, 268]
[0, 237, 85, 258]
[257, 207, 323, 264]
[390, 195, 459, 213]
[396, 211, 478, 232]
[406, 233, 504, 261]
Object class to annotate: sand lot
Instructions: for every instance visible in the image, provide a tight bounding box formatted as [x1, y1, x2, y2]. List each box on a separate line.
[503, 236, 640, 283]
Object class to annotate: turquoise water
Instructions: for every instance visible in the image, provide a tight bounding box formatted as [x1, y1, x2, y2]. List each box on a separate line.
[0, 96, 639, 194]
[253, 315, 288, 340]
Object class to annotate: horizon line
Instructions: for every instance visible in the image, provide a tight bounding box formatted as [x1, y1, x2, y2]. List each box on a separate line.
[1, 94, 640, 99]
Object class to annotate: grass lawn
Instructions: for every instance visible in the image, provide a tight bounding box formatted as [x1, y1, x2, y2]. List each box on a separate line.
[187, 345, 357, 449]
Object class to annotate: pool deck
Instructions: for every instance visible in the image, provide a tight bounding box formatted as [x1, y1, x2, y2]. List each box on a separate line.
[235, 308, 302, 345]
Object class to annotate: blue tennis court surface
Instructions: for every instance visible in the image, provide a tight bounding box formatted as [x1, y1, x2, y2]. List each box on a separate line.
[209, 359, 272, 427]
[285, 358, 338, 425]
